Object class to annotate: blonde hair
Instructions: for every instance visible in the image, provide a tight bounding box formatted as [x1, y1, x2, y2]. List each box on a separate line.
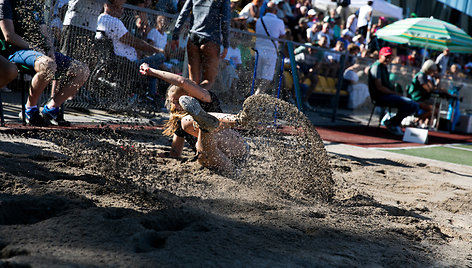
[162, 85, 188, 137]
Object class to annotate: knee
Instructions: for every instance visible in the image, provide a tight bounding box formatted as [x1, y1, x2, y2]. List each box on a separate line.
[36, 56, 57, 80]
[0, 63, 17, 87]
[69, 61, 90, 81]
[6, 63, 17, 82]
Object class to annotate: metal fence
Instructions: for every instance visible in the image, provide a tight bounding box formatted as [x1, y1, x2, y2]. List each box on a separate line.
[48, 2, 471, 119]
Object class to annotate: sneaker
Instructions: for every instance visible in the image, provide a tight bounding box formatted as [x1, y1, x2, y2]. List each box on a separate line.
[178, 96, 219, 132]
[384, 120, 404, 136]
[19, 107, 47, 126]
[41, 105, 71, 127]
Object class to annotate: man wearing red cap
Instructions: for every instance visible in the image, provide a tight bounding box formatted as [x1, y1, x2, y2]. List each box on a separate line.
[368, 47, 419, 136]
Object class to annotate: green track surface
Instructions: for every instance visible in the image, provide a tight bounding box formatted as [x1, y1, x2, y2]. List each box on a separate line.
[385, 145, 472, 166]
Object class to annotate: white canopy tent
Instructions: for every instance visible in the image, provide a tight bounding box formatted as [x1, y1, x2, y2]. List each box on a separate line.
[313, 0, 403, 20]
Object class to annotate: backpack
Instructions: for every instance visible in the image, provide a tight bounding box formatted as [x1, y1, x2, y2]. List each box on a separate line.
[337, 0, 351, 7]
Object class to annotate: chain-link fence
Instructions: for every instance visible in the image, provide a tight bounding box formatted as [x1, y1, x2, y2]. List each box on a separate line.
[46, 2, 471, 120]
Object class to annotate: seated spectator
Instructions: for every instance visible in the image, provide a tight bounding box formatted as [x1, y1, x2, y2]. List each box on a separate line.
[306, 9, 316, 28]
[292, 15, 309, 43]
[239, 0, 263, 30]
[230, 0, 247, 30]
[337, 29, 354, 50]
[147, 15, 170, 57]
[306, 23, 321, 44]
[323, 40, 345, 77]
[407, 59, 446, 127]
[316, 22, 332, 47]
[294, 43, 323, 110]
[96, 0, 165, 96]
[345, 9, 358, 34]
[368, 47, 419, 136]
[343, 61, 370, 109]
[61, 0, 107, 69]
[213, 36, 243, 104]
[407, 50, 421, 68]
[0, 0, 90, 126]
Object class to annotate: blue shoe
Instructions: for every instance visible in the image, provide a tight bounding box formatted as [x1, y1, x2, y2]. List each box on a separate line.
[41, 105, 71, 126]
[19, 107, 47, 126]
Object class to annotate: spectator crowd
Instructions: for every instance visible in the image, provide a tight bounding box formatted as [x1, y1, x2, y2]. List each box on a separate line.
[1, 0, 472, 133]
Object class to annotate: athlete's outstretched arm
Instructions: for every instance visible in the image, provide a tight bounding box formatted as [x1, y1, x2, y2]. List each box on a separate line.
[139, 63, 212, 103]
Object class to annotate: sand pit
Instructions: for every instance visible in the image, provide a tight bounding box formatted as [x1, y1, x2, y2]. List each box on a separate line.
[0, 96, 471, 266]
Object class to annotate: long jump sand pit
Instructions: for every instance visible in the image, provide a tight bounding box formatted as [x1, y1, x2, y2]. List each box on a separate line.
[0, 95, 471, 266]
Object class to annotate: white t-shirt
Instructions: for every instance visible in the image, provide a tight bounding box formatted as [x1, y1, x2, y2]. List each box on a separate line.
[63, 0, 107, 31]
[346, 14, 357, 33]
[255, 13, 285, 52]
[239, 3, 257, 23]
[147, 28, 168, 50]
[357, 5, 372, 28]
[96, 14, 138, 61]
[224, 46, 242, 66]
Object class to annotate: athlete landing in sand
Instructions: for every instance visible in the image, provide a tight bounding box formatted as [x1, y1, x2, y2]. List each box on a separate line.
[140, 63, 248, 173]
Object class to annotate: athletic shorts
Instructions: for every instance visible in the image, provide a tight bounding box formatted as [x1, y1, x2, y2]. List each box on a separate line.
[8, 50, 73, 77]
[189, 32, 213, 47]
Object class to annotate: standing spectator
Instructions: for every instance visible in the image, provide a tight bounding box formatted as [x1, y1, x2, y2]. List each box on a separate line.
[435, 48, 450, 77]
[336, 0, 350, 29]
[356, 0, 373, 40]
[50, 0, 69, 47]
[239, 0, 263, 30]
[254, 1, 285, 95]
[0, 0, 90, 126]
[346, 9, 358, 34]
[61, 0, 107, 69]
[368, 47, 419, 136]
[171, 0, 231, 91]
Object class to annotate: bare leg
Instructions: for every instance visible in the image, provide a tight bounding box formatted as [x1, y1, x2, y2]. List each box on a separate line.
[47, 60, 89, 108]
[199, 41, 220, 90]
[187, 41, 202, 85]
[0, 56, 17, 87]
[180, 113, 246, 172]
[27, 56, 56, 107]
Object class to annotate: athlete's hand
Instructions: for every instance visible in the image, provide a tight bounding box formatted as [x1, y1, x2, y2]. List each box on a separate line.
[139, 63, 151, 75]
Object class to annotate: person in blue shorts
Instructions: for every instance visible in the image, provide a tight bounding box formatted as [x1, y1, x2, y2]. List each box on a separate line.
[0, 0, 90, 126]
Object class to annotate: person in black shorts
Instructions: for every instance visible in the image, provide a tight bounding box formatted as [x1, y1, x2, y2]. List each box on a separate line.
[140, 63, 249, 173]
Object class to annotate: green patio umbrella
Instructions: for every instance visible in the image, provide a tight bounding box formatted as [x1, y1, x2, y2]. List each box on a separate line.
[375, 17, 472, 53]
